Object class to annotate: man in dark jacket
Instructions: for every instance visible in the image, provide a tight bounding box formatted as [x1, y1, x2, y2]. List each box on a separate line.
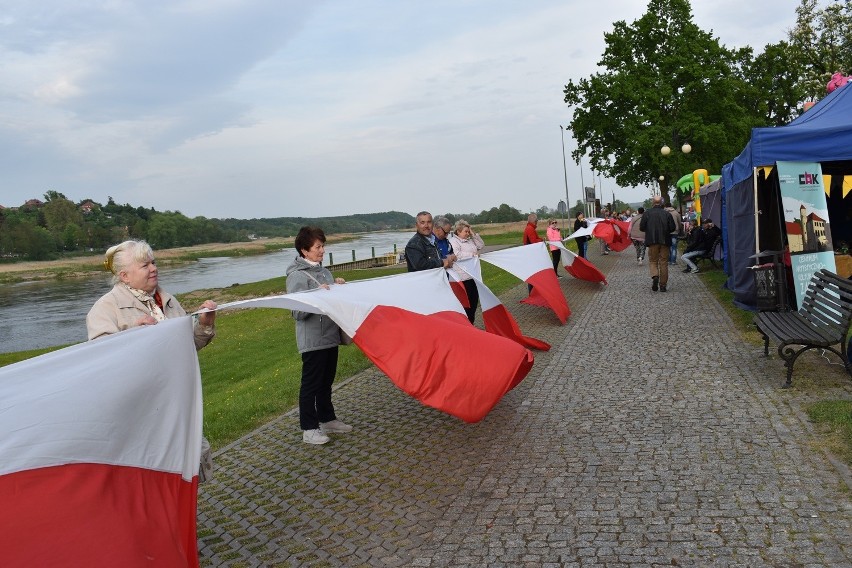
[681, 218, 721, 274]
[405, 211, 456, 272]
[639, 196, 676, 292]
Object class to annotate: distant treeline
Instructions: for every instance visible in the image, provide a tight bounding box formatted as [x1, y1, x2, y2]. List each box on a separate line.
[0, 192, 540, 261]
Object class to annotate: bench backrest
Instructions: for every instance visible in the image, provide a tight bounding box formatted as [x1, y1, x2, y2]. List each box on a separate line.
[707, 236, 722, 259]
[799, 269, 852, 335]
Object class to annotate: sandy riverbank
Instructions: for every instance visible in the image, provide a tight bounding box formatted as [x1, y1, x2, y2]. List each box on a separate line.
[0, 237, 297, 282]
[0, 221, 528, 283]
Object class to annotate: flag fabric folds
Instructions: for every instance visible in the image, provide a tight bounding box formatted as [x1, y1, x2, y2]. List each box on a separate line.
[219, 269, 534, 423]
[0, 317, 202, 568]
[552, 242, 608, 284]
[480, 243, 570, 324]
[452, 258, 550, 351]
[448, 280, 471, 308]
[591, 219, 632, 252]
[563, 216, 603, 241]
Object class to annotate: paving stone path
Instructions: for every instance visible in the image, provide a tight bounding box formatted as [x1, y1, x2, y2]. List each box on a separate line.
[197, 250, 852, 567]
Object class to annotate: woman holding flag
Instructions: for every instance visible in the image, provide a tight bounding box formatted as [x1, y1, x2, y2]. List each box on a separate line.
[285, 226, 352, 445]
[448, 219, 484, 323]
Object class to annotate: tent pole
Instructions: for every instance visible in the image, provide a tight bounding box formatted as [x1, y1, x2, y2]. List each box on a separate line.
[753, 168, 760, 255]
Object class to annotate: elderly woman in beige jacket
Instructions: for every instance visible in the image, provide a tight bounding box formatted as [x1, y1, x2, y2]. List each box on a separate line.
[86, 239, 217, 481]
[86, 239, 217, 350]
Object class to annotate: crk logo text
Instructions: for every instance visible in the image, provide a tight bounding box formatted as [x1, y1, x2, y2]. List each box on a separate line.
[798, 172, 820, 185]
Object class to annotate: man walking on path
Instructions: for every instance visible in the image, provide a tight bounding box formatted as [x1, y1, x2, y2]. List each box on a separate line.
[628, 207, 646, 264]
[640, 196, 676, 292]
[665, 202, 683, 265]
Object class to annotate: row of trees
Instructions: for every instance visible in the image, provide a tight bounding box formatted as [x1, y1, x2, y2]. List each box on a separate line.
[1, 194, 581, 261]
[0, 192, 420, 261]
[0, 192, 247, 260]
[563, 0, 852, 201]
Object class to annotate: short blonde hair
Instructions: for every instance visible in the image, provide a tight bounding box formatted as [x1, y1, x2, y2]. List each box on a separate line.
[453, 219, 471, 235]
[104, 240, 155, 285]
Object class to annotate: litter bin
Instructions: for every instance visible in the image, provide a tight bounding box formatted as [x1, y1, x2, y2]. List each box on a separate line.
[750, 250, 789, 312]
[753, 264, 780, 311]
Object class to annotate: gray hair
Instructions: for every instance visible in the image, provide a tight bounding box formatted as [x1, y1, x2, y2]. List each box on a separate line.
[453, 219, 471, 235]
[527, 213, 538, 223]
[104, 239, 155, 285]
[433, 216, 451, 230]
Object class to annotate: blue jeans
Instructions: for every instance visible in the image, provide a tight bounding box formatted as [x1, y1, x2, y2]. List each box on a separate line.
[681, 250, 707, 271]
[669, 236, 678, 264]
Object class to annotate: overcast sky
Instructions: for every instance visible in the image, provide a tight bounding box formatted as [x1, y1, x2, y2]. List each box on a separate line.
[0, 0, 806, 219]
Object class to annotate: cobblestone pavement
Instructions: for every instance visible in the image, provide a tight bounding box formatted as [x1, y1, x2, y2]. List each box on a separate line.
[197, 250, 852, 567]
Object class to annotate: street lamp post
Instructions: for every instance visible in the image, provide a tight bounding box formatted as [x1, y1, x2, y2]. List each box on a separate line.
[659, 141, 691, 201]
[559, 126, 570, 220]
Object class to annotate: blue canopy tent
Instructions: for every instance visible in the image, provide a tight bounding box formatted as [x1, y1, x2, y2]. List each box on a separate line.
[720, 84, 852, 309]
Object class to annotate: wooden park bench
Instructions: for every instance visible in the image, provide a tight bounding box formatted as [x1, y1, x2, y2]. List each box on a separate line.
[695, 236, 722, 268]
[754, 269, 852, 387]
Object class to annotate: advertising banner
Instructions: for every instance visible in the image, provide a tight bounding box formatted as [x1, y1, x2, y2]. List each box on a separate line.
[776, 161, 836, 309]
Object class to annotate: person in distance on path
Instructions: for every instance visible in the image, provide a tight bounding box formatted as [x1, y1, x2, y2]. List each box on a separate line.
[546, 218, 562, 276]
[639, 196, 675, 292]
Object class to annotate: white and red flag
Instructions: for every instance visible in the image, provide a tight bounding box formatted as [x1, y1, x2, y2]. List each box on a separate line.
[220, 268, 534, 423]
[591, 219, 632, 252]
[451, 258, 550, 351]
[552, 242, 608, 284]
[563, 216, 603, 241]
[0, 317, 202, 567]
[480, 243, 570, 323]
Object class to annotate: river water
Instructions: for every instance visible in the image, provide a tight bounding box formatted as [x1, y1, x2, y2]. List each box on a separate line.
[0, 231, 413, 354]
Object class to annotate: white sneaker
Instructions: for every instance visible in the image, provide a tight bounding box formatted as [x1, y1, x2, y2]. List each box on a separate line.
[303, 429, 330, 445]
[321, 419, 353, 434]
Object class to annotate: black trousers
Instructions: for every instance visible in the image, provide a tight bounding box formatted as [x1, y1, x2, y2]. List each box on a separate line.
[462, 278, 480, 324]
[299, 346, 339, 430]
[550, 249, 561, 274]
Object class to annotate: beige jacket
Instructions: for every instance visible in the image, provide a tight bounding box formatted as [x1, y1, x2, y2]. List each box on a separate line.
[86, 284, 214, 350]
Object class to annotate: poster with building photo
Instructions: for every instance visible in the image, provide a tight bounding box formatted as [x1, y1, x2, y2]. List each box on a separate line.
[776, 161, 836, 309]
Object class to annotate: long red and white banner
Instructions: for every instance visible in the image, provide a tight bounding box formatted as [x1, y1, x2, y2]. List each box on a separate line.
[480, 242, 570, 323]
[218, 268, 534, 423]
[0, 317, 202, 567]
[450, 258, 550, 351]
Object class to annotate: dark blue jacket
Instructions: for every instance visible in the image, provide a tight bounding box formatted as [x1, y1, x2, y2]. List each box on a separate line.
[405, 233, 443, 272]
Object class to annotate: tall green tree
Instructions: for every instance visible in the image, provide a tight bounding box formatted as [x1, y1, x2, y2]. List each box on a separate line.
[43, 197, 82, 238]
[788, 0, 852, 101]
[742, 41, 804, 126]
[563, 0, 760, 201]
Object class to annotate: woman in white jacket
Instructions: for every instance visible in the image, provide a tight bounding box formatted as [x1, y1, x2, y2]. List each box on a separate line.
[447, 219, 485, 323]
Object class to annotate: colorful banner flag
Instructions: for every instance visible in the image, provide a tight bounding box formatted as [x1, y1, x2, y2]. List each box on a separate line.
[776, 161, 837, 309]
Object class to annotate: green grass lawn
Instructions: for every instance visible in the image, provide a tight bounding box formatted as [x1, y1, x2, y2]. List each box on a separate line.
[697, 262, 852, 466]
